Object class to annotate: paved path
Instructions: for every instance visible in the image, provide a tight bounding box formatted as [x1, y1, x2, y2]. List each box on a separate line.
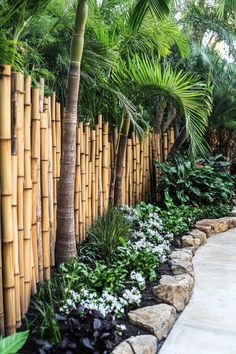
[159, 227, 236, 354]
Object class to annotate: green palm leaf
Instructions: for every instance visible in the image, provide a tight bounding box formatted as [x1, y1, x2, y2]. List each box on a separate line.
[130, 0, 172, 30]
[126, 55, 212, 156]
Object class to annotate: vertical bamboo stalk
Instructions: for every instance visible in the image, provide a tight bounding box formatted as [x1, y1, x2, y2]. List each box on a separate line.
[0, 64, 16, 334]
[136, 138, 140, 201]
[80, 123, 86, 240]
[91, 130, 96, 221]
[23, 76, 33, 311]
[16, 72, 25, 317]
[47, 97, 55, 266]
[41, 99, 50, 281]
[170, 127, 175, 150]
[102, 122, 109, 211]
[140, 140, 144, 200]
[163, 132, 168, 160]
[132, 133, 137, 204]
[55, 103, 61, 186]
[98, 115, 103, 215]
[128, 139, 133, 206]
[36, 82, 44, 284]
[0, 183, 4, 335]
[95, 124, 100, 218]
[75, 126, 80, 242]
[84, 124, 90, 231]
[11, 72, 21, 328]
[51, 93, 57, 237]
[31, 89, 40, 284]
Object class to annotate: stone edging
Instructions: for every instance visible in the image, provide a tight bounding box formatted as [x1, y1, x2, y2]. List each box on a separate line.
[112, 216, 236, 354]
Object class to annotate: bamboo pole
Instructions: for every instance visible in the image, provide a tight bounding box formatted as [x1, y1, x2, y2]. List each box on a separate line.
[84, 124, 90, 230]
[47, 97, 55, 266]
[163, 132, 168, 160]
[0, 64, 16, 334]
[41, 99, 50, 281]
[37, 83, 44, 284]
[132, 133, 137, 204]
[91, 130, 96, 221]
[102, 122, 109, 211]
[80, 123, 86, 240]
[98, 115, 103, 215]
[55, 102, 61, 187]
[75, 125, 82, 242]
[0, 183, 4, 335]
[16, 72, 25, 317]
[51, 93, 57, 237]
[23, 76, 33, 310]
[11, 72, 21, 328]
[95, 124, 99, 218]
[170, 127, 175, 150]
[31, 88, 40, 283]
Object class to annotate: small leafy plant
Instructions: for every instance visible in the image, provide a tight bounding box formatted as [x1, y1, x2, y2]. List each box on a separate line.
[81, 206, 132, 261]
[0, 330, 29, 354]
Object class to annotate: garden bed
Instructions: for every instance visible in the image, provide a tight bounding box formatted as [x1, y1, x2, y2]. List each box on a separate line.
[19, 200, 234, 354]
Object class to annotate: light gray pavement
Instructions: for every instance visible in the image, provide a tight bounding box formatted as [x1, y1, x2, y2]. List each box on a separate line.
[159, 227, 236, 354]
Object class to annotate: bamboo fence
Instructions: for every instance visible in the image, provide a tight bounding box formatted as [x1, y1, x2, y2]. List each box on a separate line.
[0, 65, 174, 335]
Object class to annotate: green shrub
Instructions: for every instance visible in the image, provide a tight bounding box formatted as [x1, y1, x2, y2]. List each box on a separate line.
[160, 193, 232, 236]
[155, 156, 235, 206]
[81, 206, 132, 261]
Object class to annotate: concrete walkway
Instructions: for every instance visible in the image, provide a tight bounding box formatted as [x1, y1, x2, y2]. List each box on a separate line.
[159, 227, 236, 354]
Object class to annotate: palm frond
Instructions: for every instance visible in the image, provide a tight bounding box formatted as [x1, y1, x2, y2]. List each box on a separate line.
[126, 55, 213, 156]
[130, 0, 172, 30]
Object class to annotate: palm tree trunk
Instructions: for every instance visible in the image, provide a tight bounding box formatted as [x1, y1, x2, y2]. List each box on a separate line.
[152, 98, 167, 162]
[55, 0, 88, 264]
[152, 99, 166, 201]
[169, 125, 186, 156]
[114, 116, 131, 206]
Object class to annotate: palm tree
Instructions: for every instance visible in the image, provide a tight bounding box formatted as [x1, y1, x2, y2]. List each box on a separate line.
[56, 0, 175, 262]
[55, 0, 88, 264]
[126, 54, 212, 154]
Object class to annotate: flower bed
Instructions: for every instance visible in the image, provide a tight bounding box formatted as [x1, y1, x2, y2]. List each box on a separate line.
[19, 199, 234, 354]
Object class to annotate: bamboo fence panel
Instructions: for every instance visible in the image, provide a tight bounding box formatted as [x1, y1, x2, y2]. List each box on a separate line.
[0, 67, 175, 335]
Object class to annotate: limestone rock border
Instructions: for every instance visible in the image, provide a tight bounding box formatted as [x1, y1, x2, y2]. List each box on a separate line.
[112, 216, 236, 354]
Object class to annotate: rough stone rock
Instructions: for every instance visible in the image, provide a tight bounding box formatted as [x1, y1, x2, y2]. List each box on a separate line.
[188, 229, 207, 245]
[128, 304, 177, 341]
[112, 341, 133, 354]
[169, 249, 192, 262]
[181, 235, 195, 248]
[170, 258, 194, 277]
[194, 238, 201, 249]
[112, 335, 158, 354]
[127, 335, 158, 354]
[195, 224, 212, 237]
[220, 217, 236, 228]
[153, 274, 194, 312]
[182, 246, 196, 256]
[195, 219, 228, 233]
